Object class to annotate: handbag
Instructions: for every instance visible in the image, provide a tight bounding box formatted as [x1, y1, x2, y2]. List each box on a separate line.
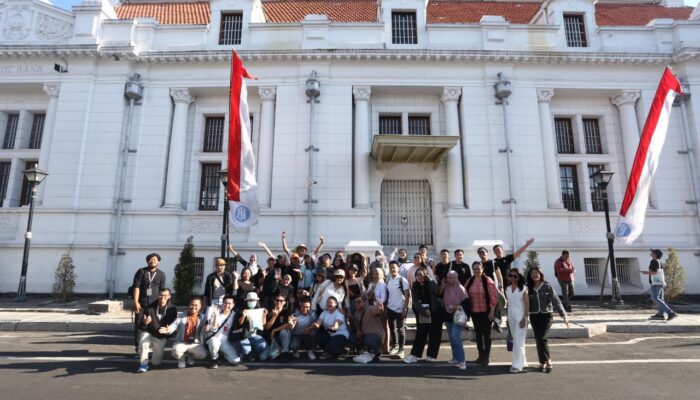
[453, 306, 467, 327]
[651, 268, 666, 286]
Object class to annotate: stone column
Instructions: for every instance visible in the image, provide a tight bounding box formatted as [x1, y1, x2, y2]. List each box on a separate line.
[611, 90, 641, 177]
[37, 83, 60, 205]
[537, 89, 563, 209]
[441, 87, 463, 209]
[163, 88, 194, 208]
[353, 86, 371, 208]
[257, 86, 276, 208]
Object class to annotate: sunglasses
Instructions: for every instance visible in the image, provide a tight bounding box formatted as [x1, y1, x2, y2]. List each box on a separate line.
[275, 299, 286, 302]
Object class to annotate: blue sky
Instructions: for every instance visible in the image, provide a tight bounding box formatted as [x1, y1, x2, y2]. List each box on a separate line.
[47, 0, 700, 12]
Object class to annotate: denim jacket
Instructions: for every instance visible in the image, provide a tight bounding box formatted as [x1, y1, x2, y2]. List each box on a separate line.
[528, 282, 566, 318]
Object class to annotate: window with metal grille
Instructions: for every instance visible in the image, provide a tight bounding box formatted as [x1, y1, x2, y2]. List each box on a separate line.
[199, 163, 221, 211]
[380, 180, 433, 245]
[392, 11, 417, 44]
[2, 114, 19, 149]
[379, 115, 402, 135]
[583, 258, 603, 286]
[564, 14, 587, 48]
[0, 161, 10, 207]
[588, 164, 606, 212]
[583, 118, 602, 154]
[219, 13, 243, 45]
[614, 258, 633, 286]
[19, 161, 36, 206]
[28, 114, 45, 149]
[559, 164, 581, 211]
[193, 257, 205, 292]
[555, 118, 575, 153]
[203, 117, 225, 152]
[408, 116, 431, 136]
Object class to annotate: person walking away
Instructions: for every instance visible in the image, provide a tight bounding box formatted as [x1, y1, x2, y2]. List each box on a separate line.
[641, 249, 678, 321]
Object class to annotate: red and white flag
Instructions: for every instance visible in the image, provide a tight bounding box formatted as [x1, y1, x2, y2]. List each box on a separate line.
[615, 67, 682, 244]
[227, 51, 259, 228]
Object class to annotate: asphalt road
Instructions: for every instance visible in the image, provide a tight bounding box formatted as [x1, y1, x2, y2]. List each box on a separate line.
[0, 332, 698, 400]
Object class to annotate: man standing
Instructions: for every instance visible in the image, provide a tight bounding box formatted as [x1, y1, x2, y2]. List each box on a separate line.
[136, 288, 177, 373]
[451, 249, 472, 285]
[386, 260, 410, 359]
[640, 249, 678, 321]
[434, 249, 451, 283]
[159, 296, 209, 368]
[131, 253, 167, 351]
[554, 250, 575, 313]
[352, 296, 385, 363]
[203, 258, 236, 311]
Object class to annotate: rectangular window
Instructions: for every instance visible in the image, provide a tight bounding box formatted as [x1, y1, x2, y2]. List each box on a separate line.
[2, 114, 19, 149]
[19, 161, 36, 206]
[193, 257, 205, 292]
[0, 161, 10, 207]
[28, 114, 45, 149]
[408, 116, 431, 136]
[583, 118, 602, 154]
[614, 258, 633, 286]
[583, 258, 602, 286]
[564, 14, 587, 48]
[379, 115, 402, 135]
[203, 117, 225, 152]
[199, 163, 221, 211]
[588, 164, 606, 212]
[219, 13, 243, 45]
[560, 164, 581, 211]
[555, 118, 575, 154]
[392, 12, 417, 45]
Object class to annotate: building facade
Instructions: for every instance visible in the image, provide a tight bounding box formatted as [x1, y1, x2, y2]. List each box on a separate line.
[1, 0, 699, 296]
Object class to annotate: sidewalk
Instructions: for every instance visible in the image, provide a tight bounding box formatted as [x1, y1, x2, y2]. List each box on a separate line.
[1, 297, 699, 339]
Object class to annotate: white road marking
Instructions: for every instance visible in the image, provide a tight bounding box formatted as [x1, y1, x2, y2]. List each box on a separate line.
[439, 335, 700, 349]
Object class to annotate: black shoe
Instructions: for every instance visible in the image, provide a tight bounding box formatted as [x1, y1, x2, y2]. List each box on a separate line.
[649, 314, 665, 320]
[473, 356, 483, 364]
[209, 361, 219, 369]
[667, 313, 678, 321]
[564, 306, 573, 313]
[480, 358, 490, 367]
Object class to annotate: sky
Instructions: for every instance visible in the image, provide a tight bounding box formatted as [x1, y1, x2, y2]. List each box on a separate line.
[46, 0, 700, 12]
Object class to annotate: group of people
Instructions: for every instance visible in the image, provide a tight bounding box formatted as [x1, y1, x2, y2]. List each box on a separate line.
[130, 233, 574, 374]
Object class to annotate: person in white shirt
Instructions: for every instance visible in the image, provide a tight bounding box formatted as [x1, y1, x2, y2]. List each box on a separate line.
[204, 295, 239, 368]
[386, 260, 410, 358]
[311, 269, 348, 315]
[311, 296, 350, 359]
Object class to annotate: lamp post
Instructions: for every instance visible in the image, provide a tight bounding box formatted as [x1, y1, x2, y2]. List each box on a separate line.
[305, 71, 320, 246]
[15, 165, 48, 302]
[590, 169, 623, 305]
[218, 169, 229, 260]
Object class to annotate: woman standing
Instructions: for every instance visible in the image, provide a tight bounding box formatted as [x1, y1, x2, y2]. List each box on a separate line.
[506, 268, 529, 373]
[404, 267, 442, 363]
[465, 261, 497, 366]
[439, 270, 470, 370]
[527, 266, 568, 373]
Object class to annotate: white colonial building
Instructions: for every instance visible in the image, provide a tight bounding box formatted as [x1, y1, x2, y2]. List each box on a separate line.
[1, 0, 699, 297]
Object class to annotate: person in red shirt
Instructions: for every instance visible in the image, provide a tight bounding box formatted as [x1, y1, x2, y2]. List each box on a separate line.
[554, 250, 575, 313]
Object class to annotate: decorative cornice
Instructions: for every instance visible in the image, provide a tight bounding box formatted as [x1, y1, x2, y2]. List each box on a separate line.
[258, 86, 276, 101]
[441, 86, 462, 103]
[537, 88, 554, 103]
[170, 88, 194, 104]
[42, 83, 60, 98]
[610, 90, 641, 107]
[353, 86, 371, 102]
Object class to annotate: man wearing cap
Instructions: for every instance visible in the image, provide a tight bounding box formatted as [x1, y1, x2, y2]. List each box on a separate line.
[640, 249, 678, 321]
[203, 258, 236, 311]
[309, 267, 327, 302]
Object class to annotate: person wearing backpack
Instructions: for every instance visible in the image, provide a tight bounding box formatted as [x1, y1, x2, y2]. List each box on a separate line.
[386, 260, 410, 359]
[203, 258, 236, 312]
[465, 261, 497, 366]
[641, 249, 678, 321]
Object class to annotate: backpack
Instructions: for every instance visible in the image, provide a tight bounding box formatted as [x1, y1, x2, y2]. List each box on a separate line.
[384, 276, 406, 305]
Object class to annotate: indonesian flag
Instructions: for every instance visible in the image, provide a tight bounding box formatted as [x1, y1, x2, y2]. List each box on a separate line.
[614, 67, 682, 244]
[227, 51, 259, 228]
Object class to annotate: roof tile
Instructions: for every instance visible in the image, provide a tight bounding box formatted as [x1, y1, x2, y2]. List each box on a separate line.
[427, 1, 541, 24]
[115, 2, 211, 25]
[595, 4, 693, 26]
[261, 0, 378, 23]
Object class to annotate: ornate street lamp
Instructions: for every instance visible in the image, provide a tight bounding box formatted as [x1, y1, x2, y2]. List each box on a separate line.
[218, 169, 230, 260]
[590, 169, 623, 305]
[16, 165, 48, 301]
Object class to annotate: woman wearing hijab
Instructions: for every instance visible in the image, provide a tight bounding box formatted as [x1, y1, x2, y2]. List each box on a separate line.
[439, 270, 470, 370]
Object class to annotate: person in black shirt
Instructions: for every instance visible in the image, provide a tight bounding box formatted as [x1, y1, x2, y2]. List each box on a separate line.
[136, 288, 177, 373]
[265, 295, 292, 358]
[433, 249, 451, 283]
[203, 258, 236, 310]
[493, 238, 535, 289]
[640, 249, 677, 321]
[449, 249, 472, 285]
[131, 253, 166, 351]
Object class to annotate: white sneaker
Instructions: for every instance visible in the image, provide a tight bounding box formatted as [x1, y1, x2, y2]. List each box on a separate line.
[397, 350, 405, 359]
[389, 347, 399, 355]
[448, 358, 458, 364]
[231, 357, 241, 365]
[353, 352, 374, 364]
[307, 351, 316, 360]
[177, 359, 186, 369]
[457, 362, 467, 370]
[403, 354, 418, 364]
[426, 357, 436, 363]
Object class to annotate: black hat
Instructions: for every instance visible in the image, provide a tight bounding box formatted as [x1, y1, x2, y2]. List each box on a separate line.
[650, 249, 663, 259]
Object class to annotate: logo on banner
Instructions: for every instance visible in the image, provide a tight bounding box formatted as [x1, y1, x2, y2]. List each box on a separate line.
[615, 222, 632, 238]
[234, 205, 252, 223]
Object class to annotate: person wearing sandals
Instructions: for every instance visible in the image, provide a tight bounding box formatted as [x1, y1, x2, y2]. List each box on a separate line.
[404, 267, 442, 364]
[505, 268, 529, 373]
[439, 270, 470, 370]
[527, 266, 568, 373]
[465, 261, 498, 367]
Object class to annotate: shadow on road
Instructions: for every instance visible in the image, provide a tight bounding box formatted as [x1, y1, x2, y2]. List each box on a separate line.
[0, 359, 133, 378]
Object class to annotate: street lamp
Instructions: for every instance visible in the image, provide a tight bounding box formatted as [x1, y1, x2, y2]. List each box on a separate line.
[590, 169, 623, 305]
[15, 165, 48, 301]
[218, 169, 229, 260]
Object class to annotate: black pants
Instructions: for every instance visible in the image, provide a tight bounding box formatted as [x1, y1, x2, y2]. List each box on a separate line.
[531, 312, 553, 364]
[386, 309, 406, 350]
[410, 312, 443, 358]
[471, 312, 492, 360]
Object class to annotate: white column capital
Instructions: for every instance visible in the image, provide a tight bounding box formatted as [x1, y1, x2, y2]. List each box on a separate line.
[611, 90, 640, 107]
[536, 88, 554, 103]
[258, 86, 277, 101]
[441, 87, 462, 103]
[43, 83, 60, 98]
[170, 88, 194, 104]
[352, 86, 371, 102]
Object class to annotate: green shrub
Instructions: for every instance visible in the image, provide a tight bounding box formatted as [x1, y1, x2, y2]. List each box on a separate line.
[172, 236, 196, 306]
[664, 247, 685, 302]
[53, 250, 77, 302]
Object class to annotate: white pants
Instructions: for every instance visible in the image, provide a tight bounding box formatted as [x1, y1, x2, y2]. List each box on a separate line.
[171, 342, 208, 361]
[138, 332, 167, 365]
[207, 336, 239, 363]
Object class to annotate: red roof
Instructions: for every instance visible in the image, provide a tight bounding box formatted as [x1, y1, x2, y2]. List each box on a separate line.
[262, 0, 378, 23]
[115, 2, 211, 25]
[427, 1, 541, 24]
[595, 4, 693, 26]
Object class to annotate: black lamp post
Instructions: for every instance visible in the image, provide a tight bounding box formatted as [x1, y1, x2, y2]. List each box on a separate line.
[590, 169, 623, 305]
[16, 165, 48, 302]
[218, 169, 229, 260]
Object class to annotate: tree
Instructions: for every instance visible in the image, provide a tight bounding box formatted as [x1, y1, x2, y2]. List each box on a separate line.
[523, 250, 540, 280]
[663, 247, 685, 302]
[53, 250, 77, 302]
[173, 236, 197, 305]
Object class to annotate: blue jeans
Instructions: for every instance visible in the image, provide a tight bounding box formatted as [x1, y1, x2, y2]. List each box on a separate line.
[650, 285, 674, 316]
[445, 321, 465, 363]
[237, 333, 269, 360]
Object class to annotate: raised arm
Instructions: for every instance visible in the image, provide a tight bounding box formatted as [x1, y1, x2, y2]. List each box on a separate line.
[513, 237, 535, 259]
[257, 241, 274, 259]
[313, 236, 325, 256]
[281, 231, 290, 256]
